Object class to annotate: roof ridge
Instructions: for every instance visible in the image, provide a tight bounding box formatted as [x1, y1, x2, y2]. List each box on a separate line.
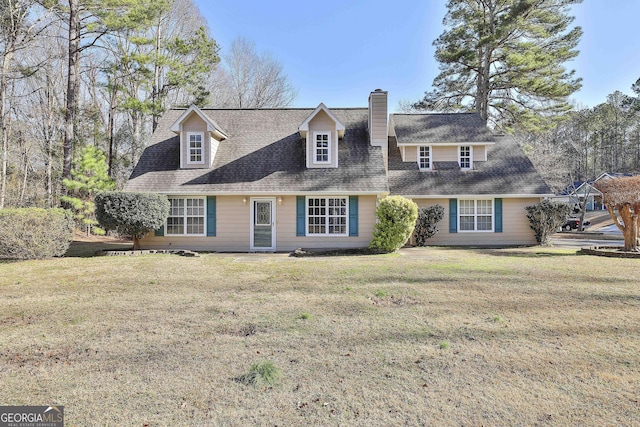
[169, 107, 369, 112]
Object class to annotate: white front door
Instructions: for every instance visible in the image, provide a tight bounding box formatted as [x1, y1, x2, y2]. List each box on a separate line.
[250, 198, 276, 251]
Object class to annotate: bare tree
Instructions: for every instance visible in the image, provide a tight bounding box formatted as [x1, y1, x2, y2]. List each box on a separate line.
[594, 175, 640, 252]
[213, 37, 296, 108]
[0, 0, 45, 208]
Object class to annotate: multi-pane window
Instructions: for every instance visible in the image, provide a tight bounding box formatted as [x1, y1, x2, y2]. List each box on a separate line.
[188, 133, 204, 164]
[166, 197, 205, 235]
[307, 197, 347, 235]
[418, 146, 431, 170]
[459, 146, 471, 169]
[314, 133, 330, 163]
[459, 199, 493, 232]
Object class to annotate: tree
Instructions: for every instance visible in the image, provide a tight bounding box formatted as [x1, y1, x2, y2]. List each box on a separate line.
[594, 176, 640, 252]
[212, 37, 297, 108]
[1, 0, 49, 208]
[525, 199, 571, 245]
[95, 191, 169, 249]
[369, 196, 419, 253]
[415, 0, 583, 132]
[51, 0, 167, 180]
[414, 204, 445, 246]
[60, 145, 114, 234]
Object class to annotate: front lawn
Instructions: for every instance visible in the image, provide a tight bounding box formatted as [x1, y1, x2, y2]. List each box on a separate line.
[1, 248, 638, 425]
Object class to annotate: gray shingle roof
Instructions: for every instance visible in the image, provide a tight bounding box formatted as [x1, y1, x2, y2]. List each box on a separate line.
[391, 113, 496, 144]
[387, 134, 552, 196]
[125, 108, 388, 194]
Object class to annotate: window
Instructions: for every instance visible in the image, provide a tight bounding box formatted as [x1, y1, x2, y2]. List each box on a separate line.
[459, 146, 472, 169]
[166, 197, 205, 235]
[418, 146, 431, 170]
[307, 197, 347, 235]
[188, 132, 204, 164]
[459, 199, 493, 232]
[314, 132, 330, 163]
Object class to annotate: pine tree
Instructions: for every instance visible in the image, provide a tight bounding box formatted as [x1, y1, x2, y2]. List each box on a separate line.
[415, 0, 583, 132]
[61, 145, 114, 235]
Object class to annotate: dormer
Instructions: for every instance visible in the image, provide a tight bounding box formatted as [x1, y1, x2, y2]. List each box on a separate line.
[170, 105, 227, 169]
[298, 103, 345, 168]
[389, 113, 495, 171]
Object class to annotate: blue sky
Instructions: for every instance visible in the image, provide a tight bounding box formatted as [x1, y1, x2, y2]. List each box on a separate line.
[196, 0, 640, 112]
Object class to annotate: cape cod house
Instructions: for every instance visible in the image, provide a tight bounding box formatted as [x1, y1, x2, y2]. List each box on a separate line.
[124, 89, 552, 251]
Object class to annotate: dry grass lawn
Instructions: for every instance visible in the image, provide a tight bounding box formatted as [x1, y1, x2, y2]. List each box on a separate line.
[1, 247, 639, 426]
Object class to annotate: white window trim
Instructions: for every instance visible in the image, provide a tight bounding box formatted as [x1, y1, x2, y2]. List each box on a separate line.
[459, 145, 473, 170]
[187, 132, 205, 165]
[458, 198, 494, 233]
[313, 131, 331, 164]
[165, 196, 207, 236]
[305, 196, 349, 237]
[418, 145, 432, 171]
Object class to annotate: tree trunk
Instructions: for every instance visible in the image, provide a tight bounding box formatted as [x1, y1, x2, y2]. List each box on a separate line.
[63, 0, 80, 180]
[0, 44, 13, 209]
[133, 234, 140, 250]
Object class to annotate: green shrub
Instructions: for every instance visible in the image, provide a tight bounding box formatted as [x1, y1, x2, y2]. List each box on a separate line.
[237, 361, 282, 388]
[525, 200, 571, 245]
[0, 208, 74, 259]
[369, 196, 418, 253]
[414, 204, 445, 246]
[95, 192, 170, 249]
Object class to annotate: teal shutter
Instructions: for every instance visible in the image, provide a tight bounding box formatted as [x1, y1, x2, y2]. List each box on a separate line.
[155, 225, 165, 236]
[206, 196, 216, 236]
[296, 196, 305, 236]
[494, 198, 503, 233]
[349, 196, 359, 236]
[449, 198, 458, 233]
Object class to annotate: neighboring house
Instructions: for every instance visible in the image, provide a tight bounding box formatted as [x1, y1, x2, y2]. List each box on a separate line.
[556, 173, 636, 212]
[387, 113, 552, 246]
[558, 181, 601, 211]
[125, 89, 552, 251]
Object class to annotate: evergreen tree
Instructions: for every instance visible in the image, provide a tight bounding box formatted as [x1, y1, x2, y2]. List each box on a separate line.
[61, 145, 114, 234]
[415, 0, 583, 132]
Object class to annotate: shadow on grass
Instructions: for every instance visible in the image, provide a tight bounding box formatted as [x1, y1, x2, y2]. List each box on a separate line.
[470, 248, 579, 258]
[65, 241, 133, 258]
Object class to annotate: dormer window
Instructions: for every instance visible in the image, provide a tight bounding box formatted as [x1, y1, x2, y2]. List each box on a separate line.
[418, 146, 431, 171]
[314, 132, 330, 164]
[459, 146, 472, 169]
[187, 132, 204, 165]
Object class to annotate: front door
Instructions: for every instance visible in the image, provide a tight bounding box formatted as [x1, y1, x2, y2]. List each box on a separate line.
[251, 198, 275, 251]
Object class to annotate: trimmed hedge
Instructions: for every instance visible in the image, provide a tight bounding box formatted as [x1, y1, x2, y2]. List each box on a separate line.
[95, 192, 169, 249]
[0, 208, 75, 259]
[369, 196, 419, 253]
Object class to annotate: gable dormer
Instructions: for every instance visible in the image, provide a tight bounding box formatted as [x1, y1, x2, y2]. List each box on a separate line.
[298, 103, 345, 168]
[389, 113, 495, 171]
[170, 105, 227, 169]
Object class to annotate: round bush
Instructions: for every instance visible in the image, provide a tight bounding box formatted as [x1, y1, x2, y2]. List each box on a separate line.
[95, 192, 169, 249]
[369, 196, 418, 253]
[0, 208, 74, 259]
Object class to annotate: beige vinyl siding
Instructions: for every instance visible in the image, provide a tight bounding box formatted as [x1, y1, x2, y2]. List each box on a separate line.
[307, 110, 338, 168]
[433, 146, 458, 162]
[404, 146, 417, 162]
[368, 92, 388, 146]
[410, 197, 540, 246]
[473, 145, 486, 162]
[180, 113, 211, 169]
[277, 195, 377, 250]
[138, 195, 377, 252]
